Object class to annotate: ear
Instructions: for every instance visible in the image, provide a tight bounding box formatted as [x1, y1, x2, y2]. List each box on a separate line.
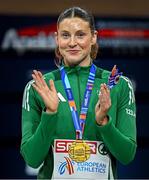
[91, 30, 98, 45]
[54, 32, 58, 46]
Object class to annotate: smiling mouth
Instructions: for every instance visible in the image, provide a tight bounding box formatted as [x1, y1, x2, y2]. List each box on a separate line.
[67, 50, 80, 54]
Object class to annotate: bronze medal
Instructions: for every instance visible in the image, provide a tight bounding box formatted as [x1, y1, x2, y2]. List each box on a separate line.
[68, 140, 91, 162]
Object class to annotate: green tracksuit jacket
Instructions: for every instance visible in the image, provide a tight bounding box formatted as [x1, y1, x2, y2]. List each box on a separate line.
[21, 64, 137, 179]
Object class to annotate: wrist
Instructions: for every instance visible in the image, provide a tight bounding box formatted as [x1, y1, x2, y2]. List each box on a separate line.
[45, 108, 57, 114]
[96, 115, 109, 126]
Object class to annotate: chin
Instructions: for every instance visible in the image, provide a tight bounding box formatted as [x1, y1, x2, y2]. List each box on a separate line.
[64, 54, 88, 66]
[67, 61, 81, 67]
[65, 57, 81, 65]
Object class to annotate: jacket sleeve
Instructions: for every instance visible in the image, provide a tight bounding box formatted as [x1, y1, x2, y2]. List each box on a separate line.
[96, 76, 137, 165]
[20, 80, 58, 168]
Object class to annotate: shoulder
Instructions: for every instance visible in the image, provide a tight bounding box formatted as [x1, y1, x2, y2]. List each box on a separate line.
[119, 75, 134, 90]
[94, 65, 110, 79]
[43, 69, 61, 83]
[115, 75, 135, 104]
[94, 64, 133, 87]
[23, 79, 34, 92]
[22, 80, 36, 111]
[23, 68, 60, 91]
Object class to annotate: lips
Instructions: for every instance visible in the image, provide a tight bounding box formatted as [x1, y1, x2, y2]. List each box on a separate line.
[67, 50, 80, 54]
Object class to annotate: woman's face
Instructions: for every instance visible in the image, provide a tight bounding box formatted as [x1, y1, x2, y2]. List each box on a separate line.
[55, 17, 97, 66]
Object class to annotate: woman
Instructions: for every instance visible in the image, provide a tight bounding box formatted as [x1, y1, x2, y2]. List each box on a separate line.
[21, 7, 137, 179]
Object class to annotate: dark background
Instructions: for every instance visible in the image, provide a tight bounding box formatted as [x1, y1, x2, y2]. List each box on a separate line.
[0, 0, 149, 178]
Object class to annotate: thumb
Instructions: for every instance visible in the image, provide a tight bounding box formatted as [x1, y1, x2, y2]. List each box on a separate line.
[49, 79, 56, 92]
[95, 99, 100, 110]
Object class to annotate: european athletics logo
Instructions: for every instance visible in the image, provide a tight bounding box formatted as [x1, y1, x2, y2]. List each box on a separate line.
[58, 157, 75, 175]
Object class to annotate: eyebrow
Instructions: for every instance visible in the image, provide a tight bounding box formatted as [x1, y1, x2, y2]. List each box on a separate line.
[59, 29, 87, 33]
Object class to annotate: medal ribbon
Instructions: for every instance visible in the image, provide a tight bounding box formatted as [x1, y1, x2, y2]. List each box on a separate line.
[60, 64, 96, 140]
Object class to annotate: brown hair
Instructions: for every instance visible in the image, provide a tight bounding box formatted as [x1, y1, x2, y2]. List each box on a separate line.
[55, 7, 98, 67]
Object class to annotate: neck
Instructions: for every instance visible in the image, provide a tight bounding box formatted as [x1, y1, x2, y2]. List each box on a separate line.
[64, 57, 92, 67]
[78, 58, 92, 67]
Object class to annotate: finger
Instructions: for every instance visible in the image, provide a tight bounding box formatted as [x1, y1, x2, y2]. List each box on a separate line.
[100, 84, 105, 95]
[33, 70, 43, 83]
[103, 83, 110, 94]
[33, 70, 46, 87]
[95, 97, 100, 110]
[33, 70, 40, 77]
[49, 79, 57, 92]
[32, 70, 47, 90]
[99, 84, 110, 103]
[38, 71, 43, 78]
[37, 71, 47, 87]
[32, 70, 42, 83]
[100, 83, 106, 91]
[100, 83, 110, 95]
[32, 73, 42, 88]
[99, 88, 108, 104]
[32, 83, 42, 95]
[97, 100, 100, 108]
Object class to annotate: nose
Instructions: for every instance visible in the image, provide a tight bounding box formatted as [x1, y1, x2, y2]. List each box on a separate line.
[69, 36, 77, 47]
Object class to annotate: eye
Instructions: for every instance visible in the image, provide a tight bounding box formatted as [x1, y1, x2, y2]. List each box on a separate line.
[76, 32, 86, 38]
[61, 32, 70, 39]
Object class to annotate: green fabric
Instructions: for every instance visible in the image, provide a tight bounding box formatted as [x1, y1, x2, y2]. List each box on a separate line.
[20, 64, 137, 179]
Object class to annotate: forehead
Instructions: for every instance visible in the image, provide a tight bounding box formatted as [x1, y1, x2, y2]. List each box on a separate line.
[58, 17, 90, 31]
